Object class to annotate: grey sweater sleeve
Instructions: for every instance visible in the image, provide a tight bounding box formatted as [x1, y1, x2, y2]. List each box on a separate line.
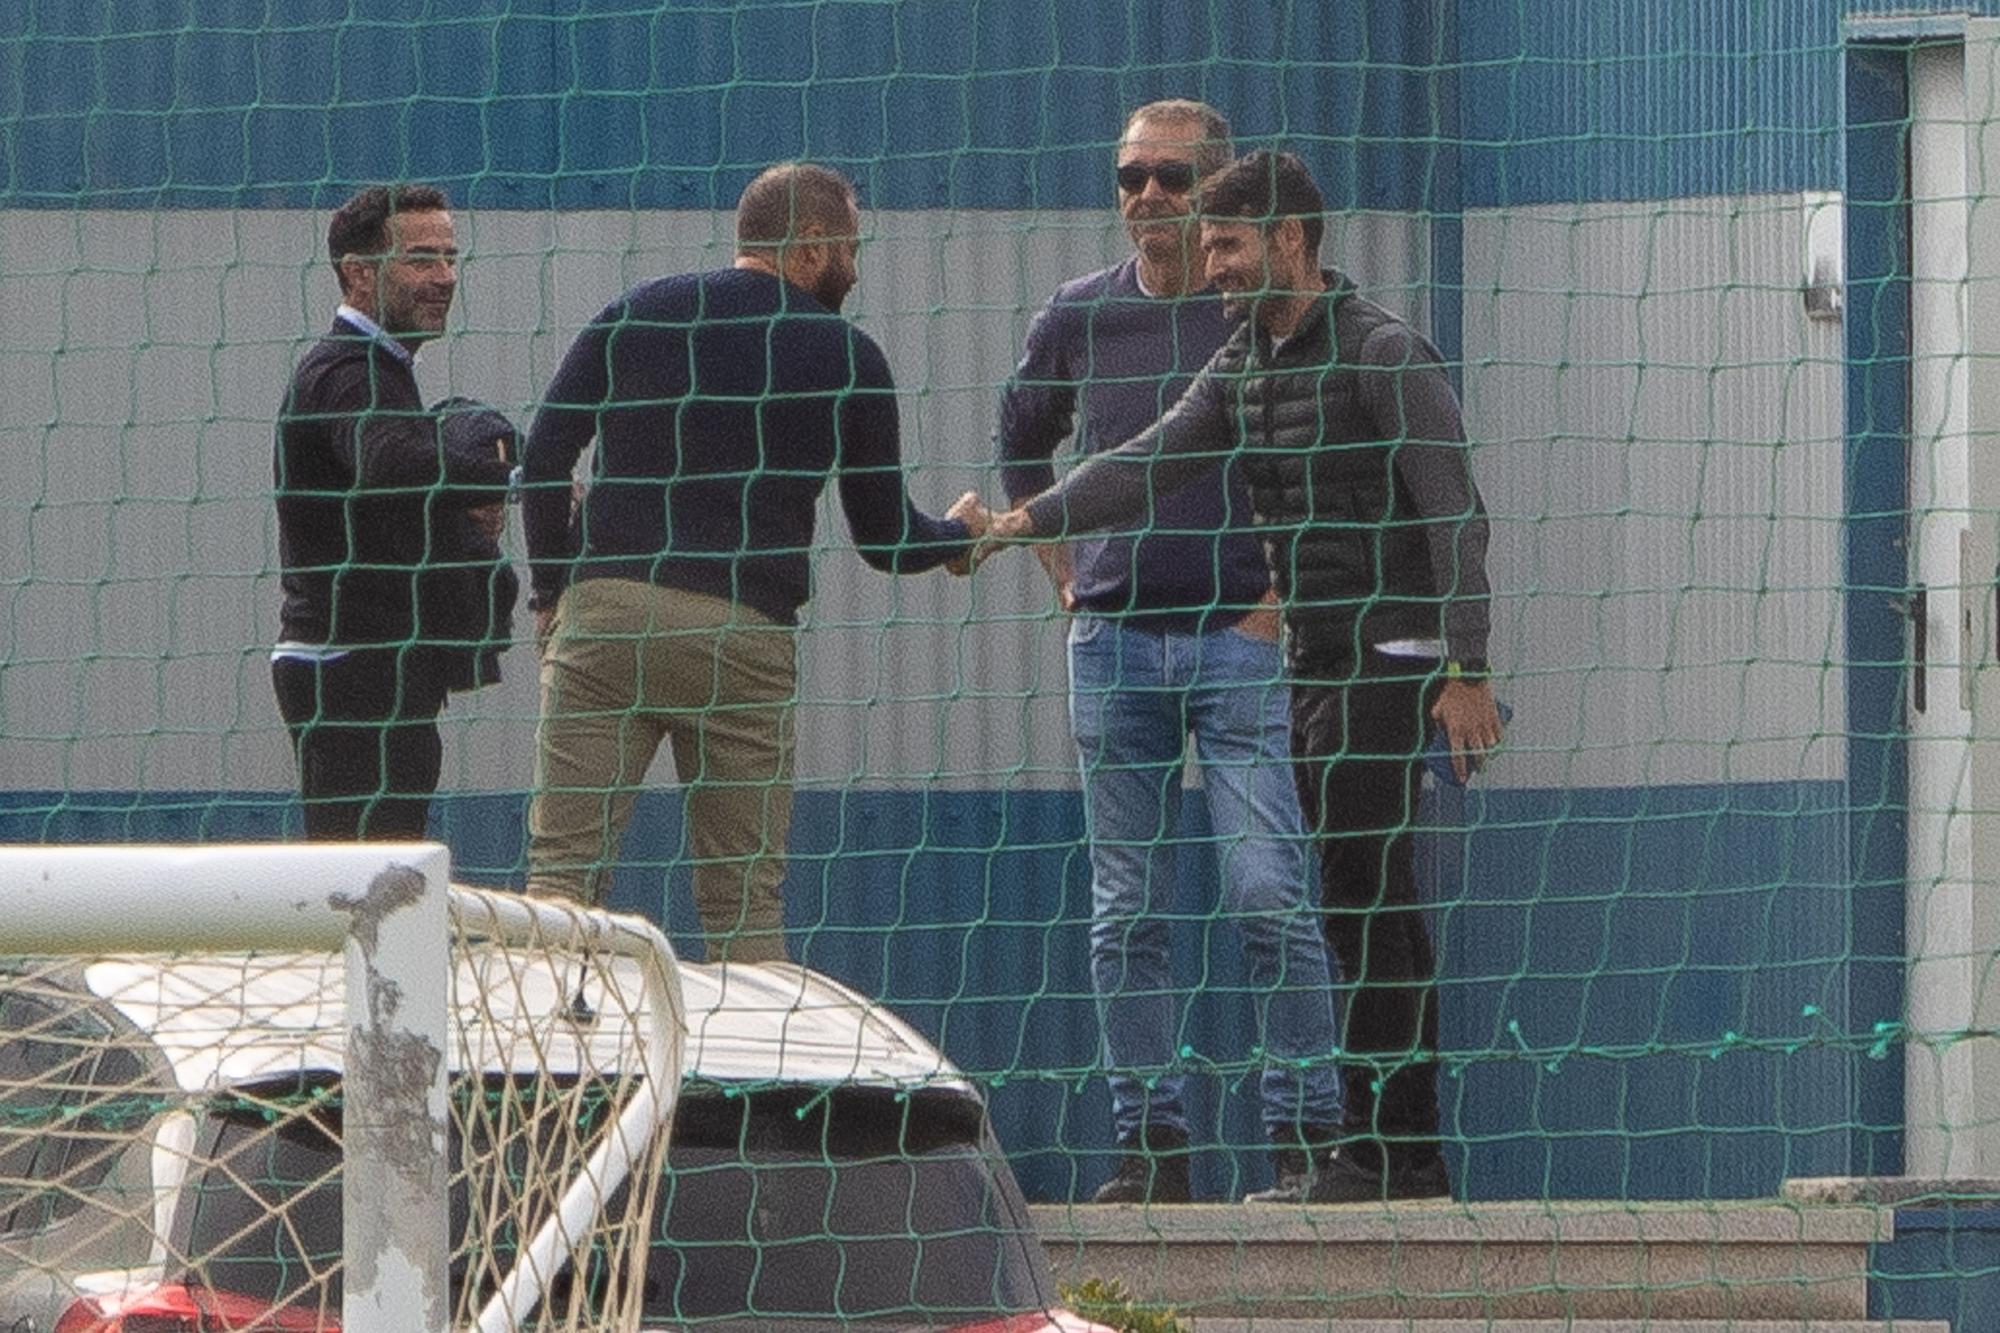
[1357, 323, 1492, 663]
[1020, 344, 1238, 538]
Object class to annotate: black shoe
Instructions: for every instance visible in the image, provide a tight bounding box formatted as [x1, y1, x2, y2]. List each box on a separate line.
[1240, 1126, 1337, 1204]
[1243, 1146, 1313, 1204]
[1091, 1125, 1192, 1204]
[1247, 1147, 1451, 1204]
[1312, 1150, 1450, 1203]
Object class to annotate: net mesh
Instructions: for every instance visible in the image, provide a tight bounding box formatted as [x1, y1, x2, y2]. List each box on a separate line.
[0, 887, 674, 1333]
[5, 3, 2000, 1328]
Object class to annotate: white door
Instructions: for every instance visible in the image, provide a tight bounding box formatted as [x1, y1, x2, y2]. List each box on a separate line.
[1904, 34, 2000, 1178]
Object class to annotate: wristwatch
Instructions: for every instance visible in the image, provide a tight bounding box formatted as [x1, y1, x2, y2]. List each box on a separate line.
[1446, 657, 1489, 682]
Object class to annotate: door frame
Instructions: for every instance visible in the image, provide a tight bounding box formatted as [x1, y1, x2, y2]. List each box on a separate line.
[1842, 31, 1915, 1179]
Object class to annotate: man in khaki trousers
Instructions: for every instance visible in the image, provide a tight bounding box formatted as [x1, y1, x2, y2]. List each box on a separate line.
[520, 162, 980, 961]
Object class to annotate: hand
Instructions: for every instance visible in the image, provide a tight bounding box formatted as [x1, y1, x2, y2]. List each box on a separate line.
[1033, 543, 1078, 611]
[1235, 588, 1282, 641]
[946, 490, 991, 537]
[944, 491, 991, 575]
[1430, 676, 1505, 784]
[470, 502, 505, 543]
[967, 507, 1036, 571]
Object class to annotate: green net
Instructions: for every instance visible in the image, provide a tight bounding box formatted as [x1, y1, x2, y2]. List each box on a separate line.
[4, 1, 2000, 1327]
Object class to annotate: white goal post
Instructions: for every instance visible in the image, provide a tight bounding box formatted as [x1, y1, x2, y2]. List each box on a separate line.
[0, 843, 685, 1333]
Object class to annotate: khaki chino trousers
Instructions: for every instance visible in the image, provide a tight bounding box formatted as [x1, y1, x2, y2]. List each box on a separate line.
[527, 577, 796, 963]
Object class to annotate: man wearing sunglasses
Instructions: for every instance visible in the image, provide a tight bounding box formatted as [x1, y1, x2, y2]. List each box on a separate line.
[993, 102, 1341, 1204]
[981, 151, 1502, 1204]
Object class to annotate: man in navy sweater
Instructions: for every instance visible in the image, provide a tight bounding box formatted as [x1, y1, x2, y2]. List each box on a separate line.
[996, 102, 1341, 1203]
[522, 162, 979, 963]
[272, 183, 516, 840]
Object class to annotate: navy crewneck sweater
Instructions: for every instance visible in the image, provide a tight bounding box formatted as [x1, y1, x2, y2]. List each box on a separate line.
[996, 257, 1267, 627]
[524, 267, 968, 626]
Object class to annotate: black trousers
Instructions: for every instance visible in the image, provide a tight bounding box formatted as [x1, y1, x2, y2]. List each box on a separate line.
[1290, 653, 1443, 1168]
[271, 648, 449, 841]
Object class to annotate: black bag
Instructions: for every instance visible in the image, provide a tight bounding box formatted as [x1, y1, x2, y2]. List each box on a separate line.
[430, 397, 521, 690]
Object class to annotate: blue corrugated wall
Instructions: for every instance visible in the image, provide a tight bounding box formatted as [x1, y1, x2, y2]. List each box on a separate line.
[0, 781, 1890, 1202]
[22, 0, 2000, 211]
[2, 0, 1447, 211]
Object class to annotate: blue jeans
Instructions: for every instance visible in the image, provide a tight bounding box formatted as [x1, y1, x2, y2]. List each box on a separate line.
[1068, 614, 1342, 1142]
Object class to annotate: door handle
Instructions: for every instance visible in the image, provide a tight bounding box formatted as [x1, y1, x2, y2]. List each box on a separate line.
[1909, 583, 1928, 714]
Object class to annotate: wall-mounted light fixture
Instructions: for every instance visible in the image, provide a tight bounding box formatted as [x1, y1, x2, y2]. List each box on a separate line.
[1803, 189, 1843, 321]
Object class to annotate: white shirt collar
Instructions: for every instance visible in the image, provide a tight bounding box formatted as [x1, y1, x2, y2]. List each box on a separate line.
[335, 304, 415, 366]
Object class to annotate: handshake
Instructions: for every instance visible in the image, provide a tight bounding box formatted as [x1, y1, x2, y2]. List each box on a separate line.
[942, 491, 1034, 576]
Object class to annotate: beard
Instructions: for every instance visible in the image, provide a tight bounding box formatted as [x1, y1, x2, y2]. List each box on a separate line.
[810, 257, 856, 311]
[381, 289, 449, 340]
[814, 276, 851, 311]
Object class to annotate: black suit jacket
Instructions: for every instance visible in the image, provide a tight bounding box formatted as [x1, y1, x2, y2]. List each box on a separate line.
[273, 319, 514, 661]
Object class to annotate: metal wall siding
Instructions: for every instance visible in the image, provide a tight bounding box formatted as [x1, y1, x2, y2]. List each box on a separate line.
[27, 4, 2000, 216]
[1457, 0, 1849, 207]
[1461, 195, 1845, 791]
[2, 199, 1847, 797]
[6, 199, 1854, 795]
[0, 0, 1443, 213]
[0, 207, 1426, 794]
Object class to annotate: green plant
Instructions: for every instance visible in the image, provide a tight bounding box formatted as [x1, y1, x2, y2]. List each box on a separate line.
[1058, 1277, 1188, 1333]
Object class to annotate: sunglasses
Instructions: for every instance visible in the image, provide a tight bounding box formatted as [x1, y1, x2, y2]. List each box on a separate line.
[1116, 161, 1197, 195]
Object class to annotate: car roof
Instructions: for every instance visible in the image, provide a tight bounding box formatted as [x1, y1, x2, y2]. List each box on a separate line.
[679, 960, 963, 1090]
[75, 951, 965, 1097]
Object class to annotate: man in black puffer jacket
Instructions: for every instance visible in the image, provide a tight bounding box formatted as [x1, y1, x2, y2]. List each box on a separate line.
[982, 151, 1504, 1204]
